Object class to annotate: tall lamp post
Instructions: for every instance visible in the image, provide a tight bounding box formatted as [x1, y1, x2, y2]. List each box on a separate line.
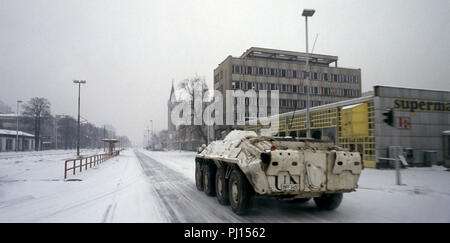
[150, 120, 153, 144]
[73, 80, 86, 157]
[16, 100, 22, 152]
[302, 8, 315, 138]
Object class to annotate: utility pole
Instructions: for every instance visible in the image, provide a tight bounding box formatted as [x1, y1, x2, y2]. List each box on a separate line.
[54, 115, 58, 150]
[73, 80, 86, 157]
[16, 100, 22, 152]
[146, 126, 150, 148]
[103, 125, 106, 152]
[302, 8, 315, 138]
[382, 108, 401, 185]
[150, 120, 153, 147]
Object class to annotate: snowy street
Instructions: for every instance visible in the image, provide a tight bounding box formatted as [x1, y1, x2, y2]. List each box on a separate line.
[0, 149, 449, 222]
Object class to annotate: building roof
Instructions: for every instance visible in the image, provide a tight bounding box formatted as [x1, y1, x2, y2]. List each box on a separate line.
[240, 47, 338, 66]
[0, 129, 34, 137]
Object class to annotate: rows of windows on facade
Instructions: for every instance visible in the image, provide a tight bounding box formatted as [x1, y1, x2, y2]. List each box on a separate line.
[216, 66, 359, 109]
[215, 65, 361, 100]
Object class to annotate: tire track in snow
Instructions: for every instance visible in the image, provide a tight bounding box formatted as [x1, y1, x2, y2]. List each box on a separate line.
[137, 150, 338, 223]
[134, 150, 249, 223]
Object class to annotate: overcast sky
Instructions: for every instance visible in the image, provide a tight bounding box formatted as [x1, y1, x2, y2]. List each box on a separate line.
[0, 0, 449, 144]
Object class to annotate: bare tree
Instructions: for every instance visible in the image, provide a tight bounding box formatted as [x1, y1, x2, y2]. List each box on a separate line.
[22, 97, 51, 151]
[178, 76, 209, 145]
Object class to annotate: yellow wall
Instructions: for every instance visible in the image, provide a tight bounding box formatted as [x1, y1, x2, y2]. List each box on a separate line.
[245, 100, 376, 168]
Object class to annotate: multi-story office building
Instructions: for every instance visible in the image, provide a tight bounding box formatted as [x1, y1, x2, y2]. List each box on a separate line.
[214, 47, 362, 121]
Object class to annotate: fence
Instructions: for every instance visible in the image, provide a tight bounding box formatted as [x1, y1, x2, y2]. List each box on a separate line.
[64, 150, 121, 179]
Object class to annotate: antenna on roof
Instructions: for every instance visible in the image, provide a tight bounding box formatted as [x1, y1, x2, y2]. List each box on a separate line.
[311, 34, 319, 53]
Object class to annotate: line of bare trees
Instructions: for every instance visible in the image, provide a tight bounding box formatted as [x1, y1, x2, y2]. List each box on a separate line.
[9, 97, 130, 150]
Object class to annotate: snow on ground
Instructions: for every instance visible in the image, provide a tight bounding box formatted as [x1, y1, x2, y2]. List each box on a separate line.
[142, 150, 450, 223]
[1, 148, 449, 222]
[139, 149, 197, 183]
[0, 149, 167, 222]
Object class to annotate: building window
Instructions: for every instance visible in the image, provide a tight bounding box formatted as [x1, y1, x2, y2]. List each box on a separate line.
[302, 71, 308, 79]
[281, 69, 287, 77]
[270, 68, 275, 76]
[232, 81, 242, 89]
[259, 83, 267, 90]
[324, 73, 329, 81]
[247, 66, 252, 75]
[293, 70, 298, 78]
[6, 139, 13, 151]
[313, 72, 318, 80]
[258, 67, 264, 75]
[333, 74, 338, 82]
[232, 65, 241, 74]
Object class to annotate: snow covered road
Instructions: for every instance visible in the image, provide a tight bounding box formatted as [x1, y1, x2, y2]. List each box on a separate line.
[0, 149, 449, 222]
[136, 149, 450, 223]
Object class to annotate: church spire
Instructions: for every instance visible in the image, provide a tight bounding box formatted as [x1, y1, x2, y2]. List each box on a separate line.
[168, 79, 175, 103]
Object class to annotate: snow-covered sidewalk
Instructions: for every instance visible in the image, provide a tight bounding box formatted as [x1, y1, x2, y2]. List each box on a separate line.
[0, 149, 167, 222]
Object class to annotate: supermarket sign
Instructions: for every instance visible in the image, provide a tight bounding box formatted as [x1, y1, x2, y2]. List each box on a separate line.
[393, 99, 450, 113]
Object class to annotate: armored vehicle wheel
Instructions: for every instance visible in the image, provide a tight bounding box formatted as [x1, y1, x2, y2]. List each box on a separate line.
[228, 169, 252, 215]
[314, 193, 343, 210]
[293, 197, 312, 203]
[195, 161, 203, 191]
[203, 163, 216, 196]
[215, 166, 229, 205]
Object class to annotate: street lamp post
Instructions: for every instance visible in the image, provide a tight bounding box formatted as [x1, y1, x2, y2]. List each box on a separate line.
[302, 8, 315, 138]
[73, 80, 86, 157]
[16, 100, 22, 152]
[150, 120, 153, 145]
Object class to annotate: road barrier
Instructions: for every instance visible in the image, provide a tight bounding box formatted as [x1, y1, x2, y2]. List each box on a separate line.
[64, 150, 121, 179]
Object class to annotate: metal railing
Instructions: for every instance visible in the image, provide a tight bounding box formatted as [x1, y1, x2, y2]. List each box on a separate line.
[64, 150, 121, 179]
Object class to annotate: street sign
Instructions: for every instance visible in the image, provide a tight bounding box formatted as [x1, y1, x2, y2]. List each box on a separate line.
[397, 116, 411, 130]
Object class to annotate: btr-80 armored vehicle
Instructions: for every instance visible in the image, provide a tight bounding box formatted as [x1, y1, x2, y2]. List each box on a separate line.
[195, 130, 363, 215]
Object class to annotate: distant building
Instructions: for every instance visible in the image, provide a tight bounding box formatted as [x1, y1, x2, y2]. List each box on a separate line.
[246, 86, 450, 168]
[0, 129, 35, 152]
[167, 82, 178, 150]
[0, 113, 20, 130]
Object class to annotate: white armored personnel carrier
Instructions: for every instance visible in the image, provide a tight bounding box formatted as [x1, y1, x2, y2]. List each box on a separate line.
[195, 130, 363, 215]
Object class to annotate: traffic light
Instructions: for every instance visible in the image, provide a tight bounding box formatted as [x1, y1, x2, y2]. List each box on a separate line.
[382, 108, 394, 127]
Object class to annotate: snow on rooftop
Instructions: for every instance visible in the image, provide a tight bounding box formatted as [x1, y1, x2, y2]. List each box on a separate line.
[0, 113, 18, 117]
[342, 103, 363, 110]
[0, 129, 34, 137]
